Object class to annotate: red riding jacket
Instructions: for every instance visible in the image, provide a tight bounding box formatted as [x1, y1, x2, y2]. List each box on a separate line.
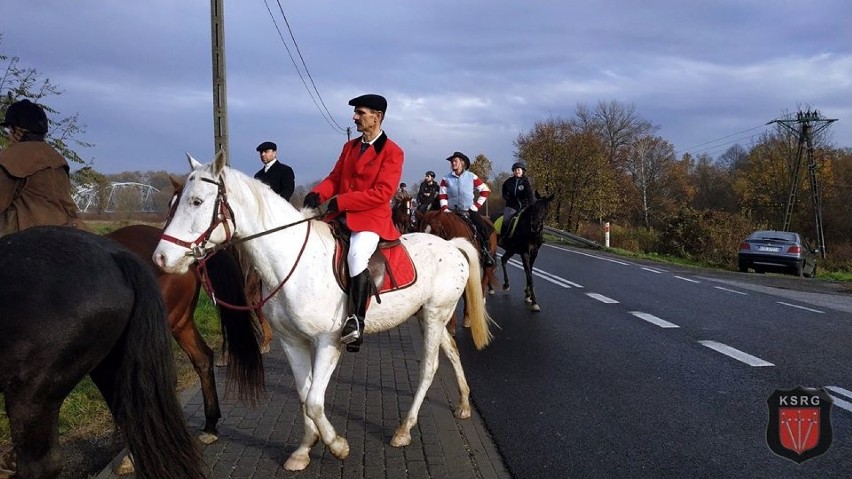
[311, 132, 404, 241]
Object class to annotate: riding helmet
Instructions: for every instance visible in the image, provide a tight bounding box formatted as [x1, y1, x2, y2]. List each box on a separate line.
[426, 170, 436, 178]
[511, 161, 527, 172]
[1, 99, 48, 134]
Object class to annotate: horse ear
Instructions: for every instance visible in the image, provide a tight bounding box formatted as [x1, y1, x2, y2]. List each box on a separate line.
[212, 149, 228, 175]
[186, 153, 203, 171]
[169, 175, 184, 192]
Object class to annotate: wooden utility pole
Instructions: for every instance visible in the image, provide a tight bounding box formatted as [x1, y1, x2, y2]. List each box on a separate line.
[769, 110, 837, 258]
[211, 0, 229, 162]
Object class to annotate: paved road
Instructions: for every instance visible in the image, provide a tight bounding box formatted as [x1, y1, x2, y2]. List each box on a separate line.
[97, 319, 511, 479]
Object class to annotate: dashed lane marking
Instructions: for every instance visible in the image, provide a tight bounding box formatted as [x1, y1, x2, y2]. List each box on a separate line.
[698, 340, 774, 367]
[586, 293, 619, 304]
[777, 301, 825, 314]
[629, 311, 680, 328]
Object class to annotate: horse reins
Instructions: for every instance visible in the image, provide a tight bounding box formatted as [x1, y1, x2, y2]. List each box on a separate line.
[159, 175, 322, 312]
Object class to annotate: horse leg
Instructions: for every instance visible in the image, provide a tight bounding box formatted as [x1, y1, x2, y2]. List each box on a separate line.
[259, 314, 273, 354]
[438, 328, 472, 419]
[447, 310, 458, 336]
[501, 251, 513, 291]
[278, 340, 321, 471]
[173, 322, 221, 443]
[6, 390, 63, 479]
[520, 252, 533, 303]
[303, 340, 349, 458]
[528, 247, 541, 312]
[391, 315, 445, 447]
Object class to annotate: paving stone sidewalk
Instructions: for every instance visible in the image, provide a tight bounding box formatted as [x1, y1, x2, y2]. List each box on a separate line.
[98, 320, 511, 478]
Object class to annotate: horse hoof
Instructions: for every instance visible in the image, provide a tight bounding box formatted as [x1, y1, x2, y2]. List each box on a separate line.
[284, 453, 310, 471]
[502, 285, 510, 291]
[456, 406, 472, 419]
[115, 454, 135, 475]
[199, 432, 219, 445]
[531, 304, 541, 312]
[260, 343, 271, 354]
[489, 288, 495, 295]
[391, 431, 412, 448]
[524, 297, 532, 304]
[215, 352, 230, 367]
[329, 436, 350, 459]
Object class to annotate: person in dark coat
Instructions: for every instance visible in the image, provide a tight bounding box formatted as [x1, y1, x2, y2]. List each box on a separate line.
[500, 161, 534, 241]
[416, 170, 440, 213]
[254, 141, 295, 200]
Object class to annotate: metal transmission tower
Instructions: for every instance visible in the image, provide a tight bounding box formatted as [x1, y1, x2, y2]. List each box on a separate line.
[768, 110, 837, 258]
[211, 0, 229, 162]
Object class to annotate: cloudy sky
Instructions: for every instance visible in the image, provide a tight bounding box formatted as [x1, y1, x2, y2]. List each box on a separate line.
[2, 0, 850, 187]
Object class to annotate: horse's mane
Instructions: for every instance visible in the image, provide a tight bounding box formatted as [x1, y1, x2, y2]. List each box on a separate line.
[216, 164, 336, 245]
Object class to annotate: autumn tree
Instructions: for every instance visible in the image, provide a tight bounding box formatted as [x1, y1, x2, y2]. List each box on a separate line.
[624, 135, 677, 228]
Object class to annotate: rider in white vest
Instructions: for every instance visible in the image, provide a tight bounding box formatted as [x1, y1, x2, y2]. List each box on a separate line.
[438, 151, 495, 266]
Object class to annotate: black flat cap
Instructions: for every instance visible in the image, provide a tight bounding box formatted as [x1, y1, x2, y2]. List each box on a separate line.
[348, 94, 387, 114]
[446, 151, 471, 169]
[1, 99, 48, 134]
[256, 141, 277, 152]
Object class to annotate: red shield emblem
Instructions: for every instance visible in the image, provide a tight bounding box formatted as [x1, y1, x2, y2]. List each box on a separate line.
[766, 386, 833, 463]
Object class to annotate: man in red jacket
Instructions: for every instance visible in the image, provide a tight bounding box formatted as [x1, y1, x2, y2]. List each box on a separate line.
[303, 94, 404, 352]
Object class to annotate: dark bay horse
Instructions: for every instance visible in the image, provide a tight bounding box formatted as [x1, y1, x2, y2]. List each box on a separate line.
[0, 226, 205, 479]
[498, 191, 555, 311]
[417, 210, 498, 332]
[106, 223, 267, 445]
[392, 193, 414, 233]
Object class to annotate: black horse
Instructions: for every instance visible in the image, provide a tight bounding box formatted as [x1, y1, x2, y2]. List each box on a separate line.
[0, 226, 205, 479]
[498, 191, 555, 312]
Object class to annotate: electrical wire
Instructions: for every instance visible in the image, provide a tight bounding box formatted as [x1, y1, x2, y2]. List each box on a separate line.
[262, 0, 348, 135]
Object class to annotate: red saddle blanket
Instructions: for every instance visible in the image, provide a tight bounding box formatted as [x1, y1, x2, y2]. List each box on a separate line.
[332, 237, 417, 294]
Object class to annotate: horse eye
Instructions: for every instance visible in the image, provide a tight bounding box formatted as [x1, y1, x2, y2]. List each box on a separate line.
[191, 197, 203, 207]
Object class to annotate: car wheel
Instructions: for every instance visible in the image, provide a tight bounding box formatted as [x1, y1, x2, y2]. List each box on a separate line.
[794, 262, 804, 277]
[738, 261, 748, 273]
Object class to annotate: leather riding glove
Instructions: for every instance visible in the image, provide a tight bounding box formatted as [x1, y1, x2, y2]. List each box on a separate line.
[303, 192, 321, 209]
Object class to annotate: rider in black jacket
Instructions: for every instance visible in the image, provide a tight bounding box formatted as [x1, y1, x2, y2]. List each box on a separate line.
[416, 170, 440, 213]
[500, 161, 534, 241]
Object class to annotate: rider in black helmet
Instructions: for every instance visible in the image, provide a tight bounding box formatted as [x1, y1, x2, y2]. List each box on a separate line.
[500, 161, 534, 245]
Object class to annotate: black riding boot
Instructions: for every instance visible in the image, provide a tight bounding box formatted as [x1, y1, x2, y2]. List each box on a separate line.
[479, 230, 495, 267]
[341, 269, 371, 352]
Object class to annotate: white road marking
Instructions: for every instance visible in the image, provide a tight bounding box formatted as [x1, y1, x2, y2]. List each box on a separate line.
[777, 301, 825, 314]
[586, 293, 619, 304]
[714, 286, 748, 295]
[674, 276, 700, 283]
[629, 311, 680, 328]
[826, 386, 852, 413]
[698, 340, 774, 367]
[642, 267, 665, 274]
[504, 259, 581, 288]
[548, 245, 630, 265]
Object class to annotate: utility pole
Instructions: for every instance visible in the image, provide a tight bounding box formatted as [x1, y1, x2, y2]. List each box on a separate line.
[211, 0, 229, 162]
[768, 110, 837, 258]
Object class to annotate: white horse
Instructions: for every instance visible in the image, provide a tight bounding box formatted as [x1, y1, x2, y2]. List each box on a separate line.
[153, 151, 493, 472]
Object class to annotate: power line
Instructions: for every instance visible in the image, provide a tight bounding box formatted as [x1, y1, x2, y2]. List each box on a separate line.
[262, 0, 347, 135]
[675, 124, 769, 159]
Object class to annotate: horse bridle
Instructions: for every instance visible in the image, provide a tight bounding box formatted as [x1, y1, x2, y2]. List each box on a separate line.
[158, 174, 320, 311]
[160, 177, 236, 260]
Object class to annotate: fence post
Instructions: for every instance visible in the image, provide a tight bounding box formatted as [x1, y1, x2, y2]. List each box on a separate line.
[604, 222, 610, 248]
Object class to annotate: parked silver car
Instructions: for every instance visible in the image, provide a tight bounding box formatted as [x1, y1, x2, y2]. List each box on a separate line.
[737, 230, 817, 277]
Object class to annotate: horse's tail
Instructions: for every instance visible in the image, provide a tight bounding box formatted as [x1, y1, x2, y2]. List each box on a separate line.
[449, 238, 494, 350]
[109, 250, 206, 479]
[205, 248, 266, 404]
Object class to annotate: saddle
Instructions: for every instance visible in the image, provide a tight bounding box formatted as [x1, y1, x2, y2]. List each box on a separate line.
[328, 219, 417, 298]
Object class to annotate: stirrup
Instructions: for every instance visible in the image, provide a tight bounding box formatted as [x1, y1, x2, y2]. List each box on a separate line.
[340, 315, 362, 345]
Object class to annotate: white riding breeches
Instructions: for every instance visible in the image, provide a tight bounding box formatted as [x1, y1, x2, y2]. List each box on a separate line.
[348, 230, 380, 276]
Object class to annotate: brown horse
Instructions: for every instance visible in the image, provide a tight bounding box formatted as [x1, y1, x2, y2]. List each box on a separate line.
[417, 210, 497, 333]
[392, 193, 414, 233]
[106, 224, 271, 445]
